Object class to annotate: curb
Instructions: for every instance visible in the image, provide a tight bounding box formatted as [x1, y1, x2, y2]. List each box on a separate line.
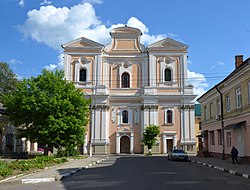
[0, 157, 109, 184]
[191, 160, 250, 179]
[59, 157, 109, 181]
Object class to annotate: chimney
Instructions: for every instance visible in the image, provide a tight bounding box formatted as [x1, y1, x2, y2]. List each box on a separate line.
[235, 55, 243, 69]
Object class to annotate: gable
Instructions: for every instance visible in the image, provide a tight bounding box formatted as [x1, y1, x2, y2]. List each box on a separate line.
[62, 37, 104, 49]
[148, 38, 188, 51]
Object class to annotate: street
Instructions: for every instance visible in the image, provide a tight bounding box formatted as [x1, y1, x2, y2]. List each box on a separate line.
[1, 155, 250, 190]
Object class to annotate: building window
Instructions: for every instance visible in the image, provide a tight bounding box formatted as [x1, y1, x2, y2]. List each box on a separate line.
[6, 133, 14, 150]
[122, 110, 128, 123]
[217, 129, 222, 145]
[248, 81, 250, 104]
[164, 109, 173, 124]
[216, 98, 221, 115]
[204, 106, 208, 120]
[226, 131, 231, 147]
[79, 68, 87, 82]
[236, 88, 242, 108]
[209, 102, 213, 118]
[121, 73, 130, 88]
[164, 68, 171, 82]
[167, 110, 173, 123]
[199, 122, 201, 130]
[226, 94, 231, 112]
[209, 131, 215, 145]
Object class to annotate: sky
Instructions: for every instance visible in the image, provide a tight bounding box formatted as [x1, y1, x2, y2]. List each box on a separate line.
[0, 0, 250, 98]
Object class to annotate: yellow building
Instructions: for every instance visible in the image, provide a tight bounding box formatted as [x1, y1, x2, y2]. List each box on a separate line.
[198, 55, 250, 161]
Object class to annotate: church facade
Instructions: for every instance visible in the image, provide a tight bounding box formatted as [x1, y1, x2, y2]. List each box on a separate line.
[62, 26, 197, 155]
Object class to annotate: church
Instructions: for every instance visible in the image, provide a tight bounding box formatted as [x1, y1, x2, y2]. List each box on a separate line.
[62, 26, 197, 155]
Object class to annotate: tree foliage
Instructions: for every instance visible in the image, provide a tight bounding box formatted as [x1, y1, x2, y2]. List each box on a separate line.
[2, 69, 91, 155]
[0, 62, 18, 101]
[142, 125, 160, 155]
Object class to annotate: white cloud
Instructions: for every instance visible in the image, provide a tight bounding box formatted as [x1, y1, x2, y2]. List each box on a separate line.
[212, 60, 225, 68]
[187, 69, 209, 99]
[40, 0, 52, 6]
[44, 54, 64, 71]
[9, 58, 22, 65]
[19, 0, 25, 7]
[217, 61, 225, 65]
[17, 2, 181, 73]
[17, 3, 171, 50]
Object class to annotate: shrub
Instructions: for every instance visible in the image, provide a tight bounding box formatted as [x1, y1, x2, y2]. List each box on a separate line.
[0, 161, 13, 177]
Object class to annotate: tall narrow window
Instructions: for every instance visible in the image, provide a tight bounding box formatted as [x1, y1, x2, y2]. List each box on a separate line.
[167, 110, 173, 123]
[216, 98, 221, 115]
[209, 131, 215, 145]
[164, 68, 171, 82]
[236, 88, 242, 108]
[226, 131, 231, 147]
[209, 102, 213, 118]
[248, 81, 250, 104]
[217, 129, 222, 145]
[204, 106, 208, 120]
[121, 73, 130, 88]
[226, 94, 231, 112]
[122, 110, 128, 123]
[79, 68, 87, 82]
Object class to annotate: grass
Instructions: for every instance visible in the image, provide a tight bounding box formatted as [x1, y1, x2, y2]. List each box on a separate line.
[0, 156, 68, 180]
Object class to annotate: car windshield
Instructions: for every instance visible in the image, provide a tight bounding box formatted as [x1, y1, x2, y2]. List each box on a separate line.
[173, 149, 185, 153]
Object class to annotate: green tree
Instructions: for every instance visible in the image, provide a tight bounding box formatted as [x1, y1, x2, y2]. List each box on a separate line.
[142, 124, 160, 155]
[0, 62, 18, 101]
[2, 69, 91, 156]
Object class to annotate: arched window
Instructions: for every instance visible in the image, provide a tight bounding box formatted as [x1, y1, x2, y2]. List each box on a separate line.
[164, 68, 171, 82]
[121, 73, 130, 88]
[79, 68, 87, 82]
[167, 110, 173, 123]
[122, 110, 128, 123]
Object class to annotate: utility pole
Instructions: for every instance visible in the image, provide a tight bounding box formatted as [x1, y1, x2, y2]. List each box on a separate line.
[215, 85, 225, 160]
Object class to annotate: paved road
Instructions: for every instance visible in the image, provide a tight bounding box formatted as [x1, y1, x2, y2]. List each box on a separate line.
[1, 155, 250, 190]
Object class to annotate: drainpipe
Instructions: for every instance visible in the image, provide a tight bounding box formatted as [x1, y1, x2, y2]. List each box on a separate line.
[215, 85, 225, 160]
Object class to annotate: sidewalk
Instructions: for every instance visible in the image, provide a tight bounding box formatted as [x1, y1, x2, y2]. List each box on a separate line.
[0, 155, 109, 184]
[189, 156, 250, 179]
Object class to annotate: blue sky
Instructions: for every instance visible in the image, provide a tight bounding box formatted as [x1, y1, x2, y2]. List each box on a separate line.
[1, 0, 250, 97]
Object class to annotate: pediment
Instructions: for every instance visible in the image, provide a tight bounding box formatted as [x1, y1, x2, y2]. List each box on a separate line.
[148, 38, 188, 50]
[62, 37, 104, 49]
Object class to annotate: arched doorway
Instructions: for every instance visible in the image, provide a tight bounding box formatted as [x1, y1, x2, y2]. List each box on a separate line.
[120, 136, 130, 154]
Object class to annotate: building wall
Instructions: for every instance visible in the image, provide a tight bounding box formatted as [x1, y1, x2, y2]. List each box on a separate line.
[198, 57, 250, 160]
[62, 26, 197, 155]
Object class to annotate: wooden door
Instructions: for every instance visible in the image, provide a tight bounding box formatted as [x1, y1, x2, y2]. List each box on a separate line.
[120, 136, 130, 154]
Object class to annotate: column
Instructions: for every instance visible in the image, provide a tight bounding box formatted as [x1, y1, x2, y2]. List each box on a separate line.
[2, 135, 5, 153]
[13, 135, 16, 152]
[180, 108, 185, 143]
[75, 61, 80, 82]
[173, 135, 177, 148]
[116, 133, 120, 154]
[130, 133, 134, 153]
[163, 135, 167, 154]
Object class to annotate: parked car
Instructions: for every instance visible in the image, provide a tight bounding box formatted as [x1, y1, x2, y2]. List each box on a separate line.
[168, 149, 188, 161]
